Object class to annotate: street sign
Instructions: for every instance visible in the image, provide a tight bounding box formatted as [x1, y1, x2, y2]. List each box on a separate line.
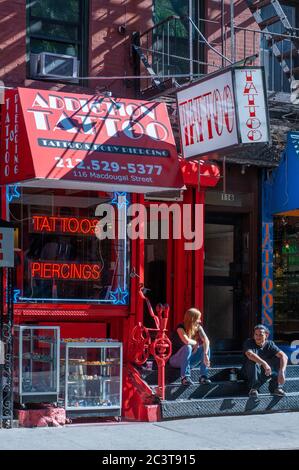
[177, 67, 270, 160]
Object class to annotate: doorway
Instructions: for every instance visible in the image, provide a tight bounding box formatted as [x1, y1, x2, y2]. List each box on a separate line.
[204, 214, 250, 351]
[144, 237, 168, 329]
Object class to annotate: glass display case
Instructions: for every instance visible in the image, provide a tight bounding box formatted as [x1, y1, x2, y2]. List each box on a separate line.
[13, 326, 60, 405]
[60, 340, 122, 418]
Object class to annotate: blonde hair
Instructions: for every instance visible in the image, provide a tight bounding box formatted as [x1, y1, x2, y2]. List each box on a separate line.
[184, 308, 202, 338]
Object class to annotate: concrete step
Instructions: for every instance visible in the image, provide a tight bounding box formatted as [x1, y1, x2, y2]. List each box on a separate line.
[164, 381, 247, 400]
[211, 354, 244, 366]
[140, 365, 233, 385]
[260, 377, 299, 393]
[160, 392, 299, 419]
[141, 364, 299, 386]
[163, 377, 299, 400]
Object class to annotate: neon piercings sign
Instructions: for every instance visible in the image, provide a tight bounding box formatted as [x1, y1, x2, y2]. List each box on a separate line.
[32, 215, 99, 235]
[31, 262, 100, 281]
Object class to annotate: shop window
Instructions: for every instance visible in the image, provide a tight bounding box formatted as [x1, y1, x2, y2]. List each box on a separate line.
[27, 0, 88, 81]
[273, 215, 299, 340]
[10, 188, 129, 305]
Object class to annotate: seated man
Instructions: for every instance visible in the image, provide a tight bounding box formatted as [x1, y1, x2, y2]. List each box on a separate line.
[242, 324, 288, 398]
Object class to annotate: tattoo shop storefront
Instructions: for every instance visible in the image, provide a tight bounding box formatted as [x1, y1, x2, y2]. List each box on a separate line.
[0, 87, 219, 422]
[262, 131, 299, 356]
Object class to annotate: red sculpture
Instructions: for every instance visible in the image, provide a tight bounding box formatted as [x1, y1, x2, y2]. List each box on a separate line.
[128, 283, 172, 400]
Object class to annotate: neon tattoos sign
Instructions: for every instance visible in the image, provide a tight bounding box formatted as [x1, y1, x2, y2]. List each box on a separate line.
[32, 215, 99, 236]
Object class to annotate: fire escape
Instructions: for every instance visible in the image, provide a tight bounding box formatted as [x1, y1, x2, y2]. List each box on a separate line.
[132, 2, 299, 166]
[246, 0, 299, 84]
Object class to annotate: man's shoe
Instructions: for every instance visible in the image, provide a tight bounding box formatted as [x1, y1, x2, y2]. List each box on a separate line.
[200, 376, 211, 385]
[249, 388, 259, 398]
[181, 376, 194, 386]
[272, 387, 286, 397]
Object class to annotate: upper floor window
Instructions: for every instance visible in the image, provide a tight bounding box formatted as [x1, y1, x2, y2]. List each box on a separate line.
[27, 0, 88, 82]
[261, 1, 298, 92]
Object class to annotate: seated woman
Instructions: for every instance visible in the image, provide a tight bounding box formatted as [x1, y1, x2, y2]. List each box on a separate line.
[169, 308, 211, 386]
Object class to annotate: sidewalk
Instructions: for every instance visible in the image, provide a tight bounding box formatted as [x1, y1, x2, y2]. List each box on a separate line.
[0, 412, 299, 450]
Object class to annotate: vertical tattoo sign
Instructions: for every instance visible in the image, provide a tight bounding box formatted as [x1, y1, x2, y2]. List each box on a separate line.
[1, 89, 20, 182]
[262, 222, 274, 335]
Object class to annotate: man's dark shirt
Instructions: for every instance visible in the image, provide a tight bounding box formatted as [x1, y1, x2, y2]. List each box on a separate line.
[243, 338, 281, 362]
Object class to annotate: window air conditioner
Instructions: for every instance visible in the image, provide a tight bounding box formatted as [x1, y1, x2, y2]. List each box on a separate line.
[30, 52, 79, 81]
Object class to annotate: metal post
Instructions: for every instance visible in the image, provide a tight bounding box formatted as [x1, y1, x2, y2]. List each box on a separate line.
[198, 160, 201, 192]
[1, 267, 14, 428]
[223, 156, 227, 194]
[189, 0, 193, 79]
[230, 0, 235, 63]
[132, 32, 141, 97]
[0, 220, 15, 428]
[221, 0, 225, 67]
[0, 267, 3, 338]
[0, 267, 3, 427]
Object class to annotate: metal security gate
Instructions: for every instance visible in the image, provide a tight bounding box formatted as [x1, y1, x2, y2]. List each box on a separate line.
[0, 267, 14, 428]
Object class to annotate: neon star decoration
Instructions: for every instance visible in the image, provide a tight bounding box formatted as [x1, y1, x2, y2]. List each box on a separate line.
[6, 185, 21, 203]
[111, 192, 129, 209]
[109, 288, 129, 305]
[5, 289, 21, 303]
[13, 289, 21, 303]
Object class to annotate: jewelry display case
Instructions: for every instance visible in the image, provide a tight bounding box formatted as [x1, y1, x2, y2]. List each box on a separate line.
[13, 326, 60, 404]
[60, 340, 122, 418]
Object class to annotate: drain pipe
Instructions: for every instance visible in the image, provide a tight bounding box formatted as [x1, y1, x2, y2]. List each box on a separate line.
[222, 0, 225, 67]
[230, 0, 236, 63]
[189, 0, 193, 80]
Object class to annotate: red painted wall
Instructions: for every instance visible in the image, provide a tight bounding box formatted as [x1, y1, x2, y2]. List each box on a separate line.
[89, 0, 152, 97]
[0, 1, 259, 94]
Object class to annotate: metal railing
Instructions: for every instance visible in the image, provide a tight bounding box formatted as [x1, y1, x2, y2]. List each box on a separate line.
[133, 15, 299, 96]
[133, 15, 231, 95]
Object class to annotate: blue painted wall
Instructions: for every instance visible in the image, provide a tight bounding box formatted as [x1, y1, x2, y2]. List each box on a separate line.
[272, 132, 299, 214]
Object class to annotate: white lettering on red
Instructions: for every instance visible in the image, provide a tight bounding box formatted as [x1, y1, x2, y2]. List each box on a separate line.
[26, 94, 167, 142]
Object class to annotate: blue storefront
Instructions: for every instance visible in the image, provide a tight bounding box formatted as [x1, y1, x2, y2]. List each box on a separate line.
[262, 132, 299, 355]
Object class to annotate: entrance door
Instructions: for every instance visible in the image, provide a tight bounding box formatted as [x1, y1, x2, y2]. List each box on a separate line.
[204, 214, 248, 351]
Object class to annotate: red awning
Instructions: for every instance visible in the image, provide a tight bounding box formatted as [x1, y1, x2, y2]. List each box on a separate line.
[1, 88, 184, 193]
[180, 158, 220, 188]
